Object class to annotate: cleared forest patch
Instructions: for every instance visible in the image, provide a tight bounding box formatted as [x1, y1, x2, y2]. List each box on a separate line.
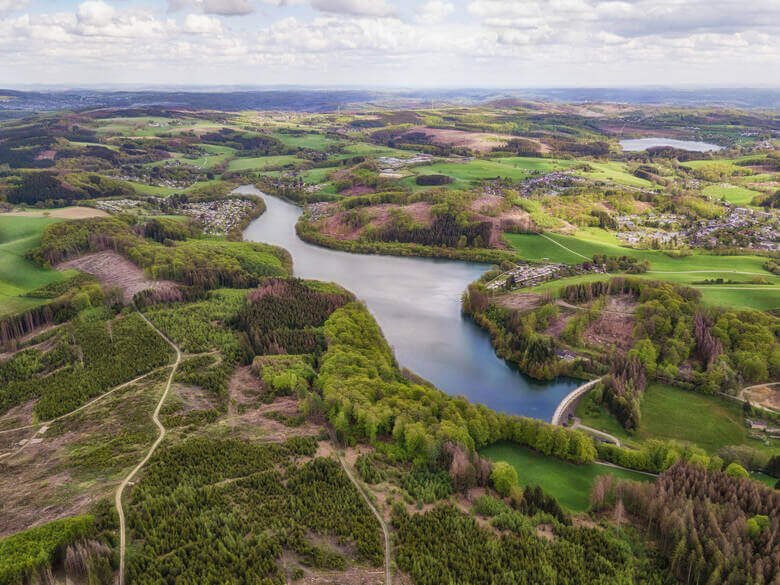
[57, 251, 177, 303]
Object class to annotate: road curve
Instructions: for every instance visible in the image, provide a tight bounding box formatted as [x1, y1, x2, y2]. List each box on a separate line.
[115, 312, 181, 585]
[551, 377, 602, 426]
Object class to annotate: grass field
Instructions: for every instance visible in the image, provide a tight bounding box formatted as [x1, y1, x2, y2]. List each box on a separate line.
[480, 442, 653, 512]
[342, 142, 411, 157]
[575, 383, 778, 455]
[227, 155, 300, 171]
[504, 230, 780, 310]
[578, 161, 654, 188]
[273, 132, 338, 150]
[494, 156, 579, 173]
[403, 159, 531, 190]
[0, 216, 74, 316]
[702, 183, 762, 206]
[504, 230, 779, 276]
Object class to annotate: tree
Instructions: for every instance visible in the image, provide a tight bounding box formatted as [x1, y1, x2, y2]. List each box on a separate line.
[490, 461, 518, 497]
[724, 462, 748, 478]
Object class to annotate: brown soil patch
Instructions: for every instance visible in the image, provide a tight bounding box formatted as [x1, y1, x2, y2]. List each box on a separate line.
[56, 251, 177, 304]
[315, 202, 433, 242]
[544, 313, 574, 338]
[743, 384, 780, 411]
[2, 207, 109, 219]
[470, 194, 504, 214]
[494, 292, 544, 311]
[404, 127, 548, 154]
[0, 400, 36, 434]
[222, 396, 320, 442]
[0, 379, 161, 538]
[341, 185, 374, 197]
[536, 524, 555, 541]
[577, 296, 637, 352]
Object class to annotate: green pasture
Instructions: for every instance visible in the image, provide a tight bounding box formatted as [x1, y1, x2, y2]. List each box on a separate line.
[578, 161, 653, 188]
[503, 229, 779, 310]
[575, 383, 778, 456]
[479, 442, 653, 512]
[0, 216, 73, 316]
[227, 155, 301, 172]
[702, 183, 762, 206]
[273, 133, 338, 150]
[494, 156, 578, 173]
[342, 142, 411, 157]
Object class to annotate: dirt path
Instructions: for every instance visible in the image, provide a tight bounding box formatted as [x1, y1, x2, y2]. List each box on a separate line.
[540, 233, 589, 261]
[115, 312, 181, 585]
[594, 460, 658, 478]
[331, 433, 392, 585]
[0, 367, 169, 438]
[572, 420, 622, 447]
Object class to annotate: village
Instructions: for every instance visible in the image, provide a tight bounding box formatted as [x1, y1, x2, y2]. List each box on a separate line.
[93, 195, 257, 234]
[615, 206, 779, 251]
[486, 260, 607, 291]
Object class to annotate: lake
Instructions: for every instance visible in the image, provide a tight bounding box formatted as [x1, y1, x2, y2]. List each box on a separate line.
[240, 187, 580, 421]
[620, 138, 723, 152]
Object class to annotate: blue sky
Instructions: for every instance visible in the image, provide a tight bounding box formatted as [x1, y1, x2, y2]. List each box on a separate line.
[1, 0, 778, 87]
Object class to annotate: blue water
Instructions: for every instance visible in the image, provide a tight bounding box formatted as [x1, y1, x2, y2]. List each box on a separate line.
[241, 187, 579, 421]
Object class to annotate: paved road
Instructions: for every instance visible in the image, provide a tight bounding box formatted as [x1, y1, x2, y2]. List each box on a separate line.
[115, 312, 181, 585]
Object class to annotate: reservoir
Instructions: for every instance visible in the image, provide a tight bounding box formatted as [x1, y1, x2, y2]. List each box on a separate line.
[620, 137, 723, 152]
[241, 186, 580, 421]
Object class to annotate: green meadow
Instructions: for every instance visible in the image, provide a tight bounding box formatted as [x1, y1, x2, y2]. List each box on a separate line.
[227, 155, 301, 171]
[503, 230, 779, 310]
[702, 183, 762, 206]
[480, 442, 652, 512]
[575, 383, 778, 456]
[273, 132, 338, 150]
[0, 216, 74, 316]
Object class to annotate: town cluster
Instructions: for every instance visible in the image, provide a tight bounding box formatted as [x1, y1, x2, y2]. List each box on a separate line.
[615, 207, 779, 251]
[487, 261, 606, 291]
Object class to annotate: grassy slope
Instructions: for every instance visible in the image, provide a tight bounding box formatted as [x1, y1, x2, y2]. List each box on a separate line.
[503, 229, 779, 310]
[480, 442, 652, 512]
[702, 183, 762, 206]
[575, 383, 778, 455]
[227, 155, 301, 171]
[0, 216, 74, 316]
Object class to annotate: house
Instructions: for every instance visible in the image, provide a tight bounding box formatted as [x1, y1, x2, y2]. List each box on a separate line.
[746, 419, 768, 431]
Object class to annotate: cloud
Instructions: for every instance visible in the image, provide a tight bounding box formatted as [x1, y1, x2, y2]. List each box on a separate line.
[169, 0, 255, 16]
[415, 0, 453, 24]
[307, 0, 396, 18]
[76, 0, 116, 26]
[0, 0, 27, 12]
[182, 13, 224, 33]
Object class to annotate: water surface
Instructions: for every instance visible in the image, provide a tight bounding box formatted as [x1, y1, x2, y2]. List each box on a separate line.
[241, 186, 579, 420]
[619, 137, 722, 152]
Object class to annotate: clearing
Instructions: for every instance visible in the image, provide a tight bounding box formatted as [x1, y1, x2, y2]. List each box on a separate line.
[56, 251, 178, 304]
[479, 442, 652, 512]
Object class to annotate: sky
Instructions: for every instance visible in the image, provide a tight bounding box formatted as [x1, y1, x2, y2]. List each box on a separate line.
[0, 0, 778, 87]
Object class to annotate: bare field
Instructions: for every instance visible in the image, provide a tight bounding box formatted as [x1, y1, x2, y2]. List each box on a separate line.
[403, 127, 548, 153]
[57, 251, 177, 303]
[2, 206, 109, 219]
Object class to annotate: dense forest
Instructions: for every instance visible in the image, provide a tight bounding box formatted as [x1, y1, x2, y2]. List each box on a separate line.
[125, 437, 382, 585]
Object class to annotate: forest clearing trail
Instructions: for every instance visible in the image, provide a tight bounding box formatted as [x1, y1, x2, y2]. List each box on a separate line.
[0, 366, 169, 437]
[330, 431, 392, 585]
[115, 311, 181, 585]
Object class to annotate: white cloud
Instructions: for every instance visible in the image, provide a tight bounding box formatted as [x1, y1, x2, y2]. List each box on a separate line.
[0, 0, 777, 86]
[415, 0, 453, 24]
[308, 0, 396, 17]
[183, 13, 223, 33]
[76, 0, 116, 26]
[0, 0, 27, 12]
[169, 0, 255, 15]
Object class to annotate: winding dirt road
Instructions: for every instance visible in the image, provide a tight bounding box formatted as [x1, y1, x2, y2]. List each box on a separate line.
[115, 312, 181, 585]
